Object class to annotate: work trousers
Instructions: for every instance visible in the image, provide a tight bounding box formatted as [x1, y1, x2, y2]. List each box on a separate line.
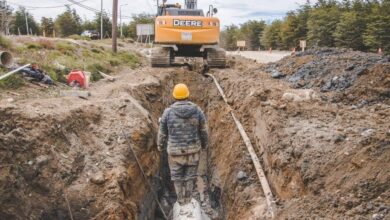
[168, 152, 200, 181]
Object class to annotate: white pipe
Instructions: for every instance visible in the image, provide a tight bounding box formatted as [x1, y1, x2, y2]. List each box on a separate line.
[0, 64, 30, 81]
[206, 73, 277, 218]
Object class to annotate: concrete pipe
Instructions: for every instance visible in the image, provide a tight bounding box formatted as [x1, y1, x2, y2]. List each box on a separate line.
[0, 51, 13, 68]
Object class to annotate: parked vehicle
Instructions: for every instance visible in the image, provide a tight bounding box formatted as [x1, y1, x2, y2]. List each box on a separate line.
[81, 30, 100, 40]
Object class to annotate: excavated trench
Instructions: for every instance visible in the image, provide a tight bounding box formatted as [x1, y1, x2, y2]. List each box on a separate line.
[0, 64, 275, 220]
[131, 66, 272, 219]
[130, 67, 226, 219]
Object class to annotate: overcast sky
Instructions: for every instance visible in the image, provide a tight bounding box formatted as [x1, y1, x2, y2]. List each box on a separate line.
[8, 0, 308, 26]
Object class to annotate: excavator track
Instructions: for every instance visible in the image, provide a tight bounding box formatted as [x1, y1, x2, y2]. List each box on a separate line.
[151, 47, 173, 67]
[206, 48, 226, 68]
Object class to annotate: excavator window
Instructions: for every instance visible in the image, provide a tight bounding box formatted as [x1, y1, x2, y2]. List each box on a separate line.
[158, 8, 204, 16]
[157, 3, 203, 16]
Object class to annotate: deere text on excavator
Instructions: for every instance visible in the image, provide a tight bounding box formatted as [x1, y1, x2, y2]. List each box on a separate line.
[151, 0, 226, 68]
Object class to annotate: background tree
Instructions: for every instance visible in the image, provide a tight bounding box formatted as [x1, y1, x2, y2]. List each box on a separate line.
[128, 13, 155, 39]
[120, 23, 132, 38]
[260, 20, 282, 49]
[364, 15, 390, 53]
[280, 12, 300, 49]
[81, 19, 96, 32]
[10, 7, 39, 35]
[307, 6, 341, 47]
[220, 24, 240, 50]
[219, 0, 389, 53]
[0, 3, 13, 34]
[94, 12, 112, 37]
[54, 6, 82, 37]
[41, 17, 55, 37]
[333, 11, 366, 50]
[363, 0, 390, 53]
[240, 20, 266, 50]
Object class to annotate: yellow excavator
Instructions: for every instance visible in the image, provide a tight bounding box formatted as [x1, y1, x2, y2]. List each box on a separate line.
[151, 0, 226, 68]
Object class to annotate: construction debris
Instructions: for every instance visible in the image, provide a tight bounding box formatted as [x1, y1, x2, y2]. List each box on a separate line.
[0, 51, 13, 68]
[0, 64, 31, 81]
[98, 71, 116, 82]
[67, 70, 90, 88]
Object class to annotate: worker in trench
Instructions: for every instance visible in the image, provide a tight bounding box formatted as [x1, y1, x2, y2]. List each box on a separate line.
[157, 83, 208, 206]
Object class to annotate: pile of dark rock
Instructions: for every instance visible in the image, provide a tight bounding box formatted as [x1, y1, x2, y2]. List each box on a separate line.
[266, 47, 389, 93]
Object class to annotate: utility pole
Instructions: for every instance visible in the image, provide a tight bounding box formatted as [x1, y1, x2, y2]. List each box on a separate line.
[112, 0, 118, 53]
[24, 10, 29, 35]
[100, 0, 103, 40]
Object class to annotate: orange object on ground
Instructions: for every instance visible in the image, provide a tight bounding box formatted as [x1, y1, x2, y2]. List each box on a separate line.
[67, 70, 89, 88]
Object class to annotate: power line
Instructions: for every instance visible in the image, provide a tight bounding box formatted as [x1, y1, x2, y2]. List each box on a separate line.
[66, 0, 99, 13]
[66, 0, 132, 19]
[145, 0, 156, 12]
[8, 0, 89, 9]
[134, 0, 155, 13]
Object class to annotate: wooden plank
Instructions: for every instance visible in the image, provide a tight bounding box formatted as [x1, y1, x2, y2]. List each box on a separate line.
[98, 71, 115, 82]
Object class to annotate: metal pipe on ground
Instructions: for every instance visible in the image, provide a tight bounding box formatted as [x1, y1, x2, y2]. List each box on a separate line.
[0, 64, 31, 81]
[206, 73, 277, 218]
[0, 51, 13, 68]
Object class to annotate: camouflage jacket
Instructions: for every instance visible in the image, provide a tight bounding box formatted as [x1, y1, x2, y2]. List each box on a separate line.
[157, 101, 208, 156]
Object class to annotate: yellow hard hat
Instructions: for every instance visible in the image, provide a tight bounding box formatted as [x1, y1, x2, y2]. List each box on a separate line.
[173, 83, 190, 100]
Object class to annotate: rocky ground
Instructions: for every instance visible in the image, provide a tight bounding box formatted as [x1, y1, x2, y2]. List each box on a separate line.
[0, 42, 389, 220]
[209, 50, 390, 219]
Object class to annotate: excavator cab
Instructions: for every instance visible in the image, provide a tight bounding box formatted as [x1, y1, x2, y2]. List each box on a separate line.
[151, 0, 226, 68]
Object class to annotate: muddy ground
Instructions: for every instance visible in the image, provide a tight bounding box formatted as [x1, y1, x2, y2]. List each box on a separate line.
[0, 44, 389, 220]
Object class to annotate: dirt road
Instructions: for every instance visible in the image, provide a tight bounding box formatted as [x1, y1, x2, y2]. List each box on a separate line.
[1, 42, 389, 219]
[227, 51, 291, 63]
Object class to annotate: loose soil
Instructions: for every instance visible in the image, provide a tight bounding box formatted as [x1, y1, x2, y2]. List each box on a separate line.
[1, 44, 389, 220]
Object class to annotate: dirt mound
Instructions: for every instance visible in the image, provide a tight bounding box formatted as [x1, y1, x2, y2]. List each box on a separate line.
[0, 69, 163, 219]
[265, 47, 390, 104]
[208, 54, 390, 219]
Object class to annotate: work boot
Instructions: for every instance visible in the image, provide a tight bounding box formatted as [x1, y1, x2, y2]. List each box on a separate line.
[174, 181, 186, 205]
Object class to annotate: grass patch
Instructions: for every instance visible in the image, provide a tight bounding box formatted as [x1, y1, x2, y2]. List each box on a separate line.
[0, 35, 12, 49]
[26, 42, 42, 50]
[41, 64, 69, 83]
[114, 52, 140, 68]
[82, 49, 92, 57]
[109, 58, 120, 66]
[68, 34, 90, 41]
[0, 74, 25, 89]
[56, 42, 76, 55]
[37, 39, 55, 50]
[86, 63, 111, 82]
[0, 37, 141, 88]
[91, 48, 102, 54]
